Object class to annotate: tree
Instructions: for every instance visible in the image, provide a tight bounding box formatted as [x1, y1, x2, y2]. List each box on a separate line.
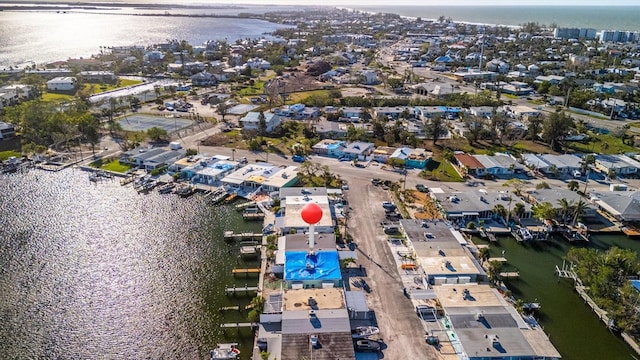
[478, 247, 490, 265]
[557, 198, 573, 225]
[580, 154, 595, 173]
[217, 102, 231, 123]
[491, 110, 510, 144]
[424, 117, 445, 146]
[533, 201, 556, 220]
[487, 260, 504, 285]
[513, 202, 526, 219]
[257, 111, 267, 136]
[147, 126, 168, 141]
[527, 115, 543, 141]
[541, 111, 574, 151]
[493, 204, 507, 221]
[567, 180, 580, 191]
[572, 199, 587, 225]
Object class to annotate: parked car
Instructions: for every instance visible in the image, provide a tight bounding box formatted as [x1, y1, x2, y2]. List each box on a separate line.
[355, 339, 381, 352]
[292, 155, 305, 163]
[382, 202, 396, 210]
[416, 184, 428, 193]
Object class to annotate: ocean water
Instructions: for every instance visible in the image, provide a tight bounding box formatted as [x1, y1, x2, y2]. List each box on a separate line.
[0, 6, 293, 67]
[0, 170, 261, 358]
[351, 6, 640, 32]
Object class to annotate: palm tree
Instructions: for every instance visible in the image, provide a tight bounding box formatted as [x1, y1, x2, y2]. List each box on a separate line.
[478, 247, 490, 265]
[513, 202, 526, 220]
[567, 180, 580, 192]
[487, 260, 504, 286]
[572, 199, 587, 225]
[493, 204, 507, 221]
[557, 198, 573, 225]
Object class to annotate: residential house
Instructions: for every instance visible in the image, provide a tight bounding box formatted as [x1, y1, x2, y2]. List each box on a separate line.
[526, 188, 597, 219]
[221, 162, 298, 194]
[179, 156, 240, 185]
[389, 147, 431, 169]
[595, 154, 640, 175]
[372, 146, 397, 163]
[341, 141, 375, 161]
[0, 84, 35, 101]
[190, 71, 218, 86]
[523, 154, 582, 175]
[361, 69, 378, 85]
[240, 112, 281, 133]
[590, 190, 640, 222]
[373, 106, 410, 120]
[78, 71, 117, 84]
[468, 106, 494, 119]
[46, 77, 77, 92]
[119, 147, 186, 171]
[341, 107, 365, 119]
[454, 153, 485, 177]
[0, 121, 17, 140]
[434, 190, 532, 223]
[474, 153, 524, 176]
[311, 139, 346, 158]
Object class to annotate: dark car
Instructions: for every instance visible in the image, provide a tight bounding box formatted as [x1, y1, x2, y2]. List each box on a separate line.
[355, 339, 381, 352]
[292, 155, 305, 163]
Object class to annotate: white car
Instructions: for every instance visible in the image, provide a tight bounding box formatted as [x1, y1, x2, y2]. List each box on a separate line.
[310, 335, 318, 348]
[573, 170, 582, 178]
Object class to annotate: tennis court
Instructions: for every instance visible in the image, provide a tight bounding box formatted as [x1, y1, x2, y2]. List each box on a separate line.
[118, 114, 193, 133]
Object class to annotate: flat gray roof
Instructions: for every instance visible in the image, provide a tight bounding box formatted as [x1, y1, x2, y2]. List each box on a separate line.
[281, 309, 351, 334]
[526, 188, 588, 208]
[280, 332, 356, 360]
[345, 291, 369, 313]
[434, 191, 531, 216]
[284, 233, 337, 252]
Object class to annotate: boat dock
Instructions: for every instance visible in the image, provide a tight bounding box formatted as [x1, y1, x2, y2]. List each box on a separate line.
[242, 212, 265, 221]
[240, 246, 260, 257]
[559, 229, 589, 242]
[218, 306, 240, 312]
[500, 272, 520, 279]
[221, 322, 258, 329]
[225, 285, 259, 295]
[232, 268, 260, 275]
[224, 231, 262, 241]
[487, 232, 497, 243]
[235, 201, 256, 211]
[488, 257, 507, 263]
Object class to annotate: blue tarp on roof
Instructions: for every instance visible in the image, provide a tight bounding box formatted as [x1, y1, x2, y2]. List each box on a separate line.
[631, 280, 640, 292]
[284, 250, 341, 281]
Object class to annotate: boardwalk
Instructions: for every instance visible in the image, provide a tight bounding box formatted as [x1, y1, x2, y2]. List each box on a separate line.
[223, 231, 262, 241]
[224, 285, 259, 295]
[221, 322, 258, 329]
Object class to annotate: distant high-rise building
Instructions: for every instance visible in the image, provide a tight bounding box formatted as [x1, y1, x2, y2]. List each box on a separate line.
[554, 27, 597, 40]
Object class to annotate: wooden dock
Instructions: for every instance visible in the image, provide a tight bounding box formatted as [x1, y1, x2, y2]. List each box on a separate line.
[500, 272, 520, 279]
[218, 306, 240, 312]
[242, 212, 265, 221]
[235, 201, 256, 211]
[221, 322, 258, 329]
[223, 231, 262, 241]
[225, 285, 259, 295]
[488, 257, 507, 263]
[487, 233, 498, 243]
[232, 268, 260, 275]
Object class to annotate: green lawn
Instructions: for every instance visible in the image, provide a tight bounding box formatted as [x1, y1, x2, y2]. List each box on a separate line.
[238, 81, 266, 96]
[82, 79, 143, 95]
[0, 150, 21, 161]
[566, 132, 636, 154]
[41, 92, 74, 102]
[89, 158, 132, 173]
[420, 159, 464, 182]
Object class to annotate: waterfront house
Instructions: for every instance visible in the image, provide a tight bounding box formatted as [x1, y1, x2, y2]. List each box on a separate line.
[311, 139, 346, 158]
[46, 77, 77, 92]
[78, 71, 116, 84]
[433, 190, 532, 223]
[590, 190, 640, 222]
[220, 162, 298, 194]
[389, 147, 431, 169]
[277, 187, 335, 235]
[372, 106, 409, 120]
[400, 219, 484, 285]
[526, 188, 597, 219]
[240, 112, 281, 134]
[179, 156, 240, 185]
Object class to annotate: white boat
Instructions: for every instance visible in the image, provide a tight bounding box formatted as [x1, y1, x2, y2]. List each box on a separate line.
[519, 227, 533, 241]
[351, 326, 380, 339]
[210, 343, 240, 359]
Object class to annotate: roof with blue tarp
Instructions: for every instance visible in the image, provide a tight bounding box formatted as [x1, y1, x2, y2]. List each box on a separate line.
[631, 280, 640, 292]
[284, 250, 341, 281]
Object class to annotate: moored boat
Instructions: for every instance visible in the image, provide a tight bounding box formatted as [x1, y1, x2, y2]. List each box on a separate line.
[157, 183, 176, 194]
[210, 343, 240, 359]
[351, 326, 380, 339]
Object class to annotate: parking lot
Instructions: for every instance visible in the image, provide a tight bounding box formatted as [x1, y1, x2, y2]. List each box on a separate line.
[118, 114, 194, 133]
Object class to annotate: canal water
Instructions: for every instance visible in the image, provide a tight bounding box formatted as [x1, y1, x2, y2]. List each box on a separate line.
[0, 169, 260, 359]
[476, 234, 640, 360]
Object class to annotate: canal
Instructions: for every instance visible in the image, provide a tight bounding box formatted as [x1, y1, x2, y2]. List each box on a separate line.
[476, 234, 640, 360]
[0, 169, 261, 359]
